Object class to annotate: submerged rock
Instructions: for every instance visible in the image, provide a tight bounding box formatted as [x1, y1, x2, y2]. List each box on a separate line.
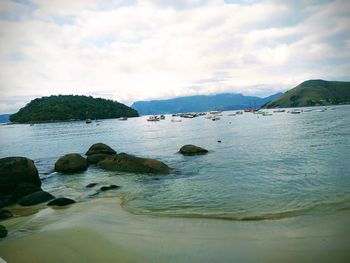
[0, 157, 41, 196]
[0, 209, 13, 220]
[0, 224, 7, 238]
[86, 143, 117, 156]
[86, 183, 98, 188]
[55, 153, 88, 173]
[179, 145, 209, 155]
[100, 185, 120, 191]
[19, 190, 55, 206]
[47, 197, 75, 207]
[98, 153, 173, 174]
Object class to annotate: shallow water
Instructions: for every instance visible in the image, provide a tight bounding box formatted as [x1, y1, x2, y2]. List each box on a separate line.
[1, 106, 350, 220]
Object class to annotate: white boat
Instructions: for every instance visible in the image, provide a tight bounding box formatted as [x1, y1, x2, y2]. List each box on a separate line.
[147, 116, 160, 122]
[119, 117, 128, 121]
[289, 109, 301, 114]
[211, 116, 220, 121]
[171, 118, 182, 122]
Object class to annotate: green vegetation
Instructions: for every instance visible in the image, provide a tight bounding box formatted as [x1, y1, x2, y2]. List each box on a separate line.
[262, 80, 350, 108]
[10, 95, 139, 123]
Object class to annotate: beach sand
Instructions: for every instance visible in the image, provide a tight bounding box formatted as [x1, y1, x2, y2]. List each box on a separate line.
[1, 197, 350, 263]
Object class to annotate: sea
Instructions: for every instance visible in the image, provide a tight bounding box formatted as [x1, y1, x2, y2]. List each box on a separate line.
[1, 105, 350, 221]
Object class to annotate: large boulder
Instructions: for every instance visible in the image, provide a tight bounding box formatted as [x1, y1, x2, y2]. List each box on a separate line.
[19, 190, 55, 206]
[87, 153, 112, 164]
[0, 157, 41, 196]
[11, 182, 41, 202]
[55, 153, 88, 173]
[86, 143, 116, 156]
[98, 153, 173, 174]
[179, 145, 208, 155]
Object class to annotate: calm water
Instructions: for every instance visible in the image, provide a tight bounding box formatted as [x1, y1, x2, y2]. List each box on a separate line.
[1, 106, 350, 220]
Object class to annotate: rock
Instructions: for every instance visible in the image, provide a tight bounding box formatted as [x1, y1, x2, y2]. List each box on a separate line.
[0, 196, 12, 209]
[55, 153, 88, 173]
[47, 197, 75, 207]
[100, 185, 120, 191]
[87, 153, 112, 164]
[0, 157, 41, 196]
[86, 143, 116, 156]
[11, 182, 41, 202]
[86, 183, 98, 188]
[0, 209, 13, 220]
[179, 145, 209, 155]
[0, 224, 7, 238]
[19, 190, 55, 206]
[98, 153, 173, 174]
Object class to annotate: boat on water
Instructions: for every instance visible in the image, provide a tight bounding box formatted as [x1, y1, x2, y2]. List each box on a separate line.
[86, 119, 92, 124]
[211, 116, 220, 121]
[119, 117, 128, 121]
[273, 109, 285, 113]
[171, 118, 182, 122]
[160, 115, 165, 120]
[289, 109, 301, 114]
[236, 111, 243, 115]
[262, 112, 272, 116]
[147, 116, 160, 122]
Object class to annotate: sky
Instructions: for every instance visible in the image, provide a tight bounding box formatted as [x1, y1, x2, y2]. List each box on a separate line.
[0, 0, 349, 114]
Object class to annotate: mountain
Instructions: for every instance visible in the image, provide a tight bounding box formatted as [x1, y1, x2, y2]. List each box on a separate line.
[0, 114, 10, 123]
[10, 95, 139, 123]
[262, 80, 350, 108]
[131, 93, 282, 115]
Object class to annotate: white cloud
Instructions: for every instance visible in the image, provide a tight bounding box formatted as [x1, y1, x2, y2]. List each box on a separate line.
[0, 0, 349, 113]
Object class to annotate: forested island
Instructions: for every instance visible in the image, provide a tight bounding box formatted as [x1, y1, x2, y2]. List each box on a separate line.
[9, 95, 139, 123]
[262, 80, 350, 108]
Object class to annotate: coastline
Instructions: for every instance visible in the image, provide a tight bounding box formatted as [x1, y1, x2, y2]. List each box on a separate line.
[1, 197, 349, 263]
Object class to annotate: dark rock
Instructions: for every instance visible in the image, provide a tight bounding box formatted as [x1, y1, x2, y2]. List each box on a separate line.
[11, 182, 41, 202]
[86, 183, 98, 188]
[0, 224, 7, 238]
[98, 153, 173, 174]
[100, 185, 120, 191]
[179, 145, 209, 155]
[19, 190, 55, 206]
[0, 196, 12, 209]
[0, 157, 41, 196]
[47, 197, 75, 207]
[217, 140, 221, 143]
[87, 153, 112, 164]
[0, 209, 13, 220]
[86, 143, 116, 156]
[55, 153, 88, 173]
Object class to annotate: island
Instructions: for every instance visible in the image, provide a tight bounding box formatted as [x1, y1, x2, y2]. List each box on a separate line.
[262, 79, 350, 108]
[9, 95, 139, 123]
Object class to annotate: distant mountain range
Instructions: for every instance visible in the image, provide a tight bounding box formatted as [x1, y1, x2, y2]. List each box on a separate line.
[132, 93, 282, 115]
[262, 80, 350, 108]
[0, 114, 10, 123]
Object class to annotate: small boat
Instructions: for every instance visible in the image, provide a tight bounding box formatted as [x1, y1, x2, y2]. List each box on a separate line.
[171, 118, 182, 122]
[289, 109, 301, 114]
[147, 116, 160, 122]
[262, 112, 272, 116]
[119, 117, 128, 121]
[86, 119, 92, 124]
[236, 111, 243, 115]
[160, 115, 165, 120]
[273, 109, 285, 113]
[211, 116, 220, 121]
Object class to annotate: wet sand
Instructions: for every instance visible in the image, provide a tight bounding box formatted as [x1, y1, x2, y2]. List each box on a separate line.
[1, 197, 350, 263]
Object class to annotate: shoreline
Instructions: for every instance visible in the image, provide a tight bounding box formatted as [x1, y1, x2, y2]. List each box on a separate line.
[1, 197, 350, 263]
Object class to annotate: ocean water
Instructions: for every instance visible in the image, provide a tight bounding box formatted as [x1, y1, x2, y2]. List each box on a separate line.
[1, 106, 350, 220]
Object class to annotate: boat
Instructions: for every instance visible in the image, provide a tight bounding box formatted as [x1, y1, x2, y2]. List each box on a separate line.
[236, 111, 243, 115]
[289, 109, 301, 114]
[160, 115, 165, 120]
[119, 117, 128, 121]
[262, 112, 272, 116]
[86, 119, 92, 124]
[211, 116, 220, 121]
[273, 109, 285, 113]
[147, 116, 160, 122]
[171, 118, 182, 122]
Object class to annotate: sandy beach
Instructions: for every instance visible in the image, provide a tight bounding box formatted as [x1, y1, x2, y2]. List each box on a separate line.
[1, 197, 349, 263]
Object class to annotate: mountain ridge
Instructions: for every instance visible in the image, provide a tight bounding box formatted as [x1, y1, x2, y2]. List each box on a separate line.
[132, 92, 282, 115]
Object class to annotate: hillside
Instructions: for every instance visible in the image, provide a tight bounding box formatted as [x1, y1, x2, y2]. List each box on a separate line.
[262, 80, 350, 108]
[132, 93, 282, 115]
[10, 95, 139, 123]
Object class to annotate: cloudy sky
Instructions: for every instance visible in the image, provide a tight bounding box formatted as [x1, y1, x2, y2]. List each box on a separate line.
[0, 0, 349, 113]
